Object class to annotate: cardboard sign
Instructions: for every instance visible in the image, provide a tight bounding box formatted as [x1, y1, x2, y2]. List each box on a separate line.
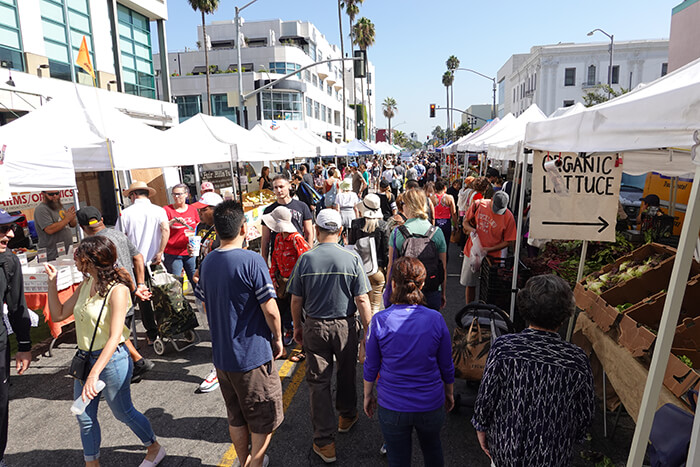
[530, 151, 622, 242]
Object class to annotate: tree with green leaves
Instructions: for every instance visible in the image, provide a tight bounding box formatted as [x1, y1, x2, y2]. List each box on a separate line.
[582, 84, 629, 107]
[382, 97, 397, 144]
[353, 17, 375, 139]
[342, 0, 362, 109]
[432, 125, 445, 142]
[455, 122, 472, 138]
[446, 55, 459, 131]
[187, 0, 219, 115]
[442, 71, 454, 131]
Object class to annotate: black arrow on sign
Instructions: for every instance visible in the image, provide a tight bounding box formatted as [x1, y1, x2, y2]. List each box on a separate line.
[542, 216, 610, 233]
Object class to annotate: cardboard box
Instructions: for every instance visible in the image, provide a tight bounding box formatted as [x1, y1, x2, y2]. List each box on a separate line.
[663, 353, 700, 399]
[618, 275, 700, 357]
[574, 243, 678, 332]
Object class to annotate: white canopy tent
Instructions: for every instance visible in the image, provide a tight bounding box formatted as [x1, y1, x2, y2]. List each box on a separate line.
[486, 105, 547, 162]
[165, 114, 288, 163]
[292, 127, 344, 156]
[250, 123, 318, 158]
[459, 114, 515, 152]
[523, 56, 700, 466]
[548, 102, 586, 119]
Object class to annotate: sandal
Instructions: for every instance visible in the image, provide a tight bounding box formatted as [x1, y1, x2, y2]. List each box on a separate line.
[290, 352, 306, 362]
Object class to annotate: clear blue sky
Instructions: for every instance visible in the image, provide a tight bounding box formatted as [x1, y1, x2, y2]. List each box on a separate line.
[155, 0, 676, 140]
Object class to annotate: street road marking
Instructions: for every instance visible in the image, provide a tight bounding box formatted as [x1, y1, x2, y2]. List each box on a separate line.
[217, 350, 307, 467]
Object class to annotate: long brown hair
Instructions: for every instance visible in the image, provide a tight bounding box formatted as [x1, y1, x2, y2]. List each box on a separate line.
[390, 257, 426, 305]
[74, 236, 130, 295]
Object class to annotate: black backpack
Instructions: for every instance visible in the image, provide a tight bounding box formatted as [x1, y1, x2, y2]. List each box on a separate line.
[397, 225, 444, 292]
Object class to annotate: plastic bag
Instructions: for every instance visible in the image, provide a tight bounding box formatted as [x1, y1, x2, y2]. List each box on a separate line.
[469, 231, 486, 273]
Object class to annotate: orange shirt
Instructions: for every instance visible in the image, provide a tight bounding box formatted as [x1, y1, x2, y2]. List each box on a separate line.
[463, 199, 517, 258]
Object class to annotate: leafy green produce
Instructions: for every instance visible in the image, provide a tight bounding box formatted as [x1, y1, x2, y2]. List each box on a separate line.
[615, 303, 633, 313]
[582, 252, 671, 295]
[679, 355, 693, 368]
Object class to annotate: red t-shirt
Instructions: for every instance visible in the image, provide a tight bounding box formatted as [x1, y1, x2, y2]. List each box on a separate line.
[463, 199, 517, 258]
[164, 204, 200, 256]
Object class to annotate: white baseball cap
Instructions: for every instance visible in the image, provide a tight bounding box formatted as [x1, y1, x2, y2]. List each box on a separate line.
[316, 209, 343, 232]
[191, 192, 224, 209]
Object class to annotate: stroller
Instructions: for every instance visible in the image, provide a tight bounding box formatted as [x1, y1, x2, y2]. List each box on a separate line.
[149, 264, 200, 355]
[451, 302, 514, 411]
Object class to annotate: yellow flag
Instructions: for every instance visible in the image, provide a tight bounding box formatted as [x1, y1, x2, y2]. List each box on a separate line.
[76, 36, 95, 80]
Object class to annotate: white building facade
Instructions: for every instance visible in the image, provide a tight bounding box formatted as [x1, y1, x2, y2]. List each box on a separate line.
[497, 40, 669, 117]
[155, 18, 376, 142]
[0, 0, 176, 126]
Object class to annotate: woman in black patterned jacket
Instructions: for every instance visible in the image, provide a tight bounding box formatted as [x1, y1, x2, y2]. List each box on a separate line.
[472, 274, 595, 467]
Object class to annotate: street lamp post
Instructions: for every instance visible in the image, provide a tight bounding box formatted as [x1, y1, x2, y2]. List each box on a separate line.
[588, 28, 614, 98]
[235, 0, 260, 129]
[455, 68, 497, 120]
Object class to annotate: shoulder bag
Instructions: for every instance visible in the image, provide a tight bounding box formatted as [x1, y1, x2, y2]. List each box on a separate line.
[69, 283, 115, 382]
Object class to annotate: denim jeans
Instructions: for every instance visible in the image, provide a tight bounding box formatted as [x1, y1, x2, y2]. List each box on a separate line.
[164, 253, 196, 285]
[378, 405, 445, 467]
[73, 344, 156, 461]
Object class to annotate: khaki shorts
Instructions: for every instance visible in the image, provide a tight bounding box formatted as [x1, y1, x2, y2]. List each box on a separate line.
[217, 362, 284, 434]
[460, 255, 479, 287]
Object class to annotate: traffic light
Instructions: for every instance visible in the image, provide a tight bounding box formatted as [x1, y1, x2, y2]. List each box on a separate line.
[430, 104, 436, 118]
[353, 50, 367, 78]
[325, 131, 333, 142]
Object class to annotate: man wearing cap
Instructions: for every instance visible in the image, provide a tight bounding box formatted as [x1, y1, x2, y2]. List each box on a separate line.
[460, 191, 517, 303]
[287, 209, 372, 463]
[636, 193, 664, 230]
[0, 210, 32, 466]
[76, 206, 155, 382]
[117, 181, 170, 343]
[34, 190, 76, 261]
[200, 181, 215, 195]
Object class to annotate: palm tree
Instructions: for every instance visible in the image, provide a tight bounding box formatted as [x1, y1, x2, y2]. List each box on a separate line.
[187, 0, 219, 115]
[442, 71, 453, 132]
[352, 17, 375, 140]
[337, 1, 347, 140]
[382, 97, 397, 144]
[446, 55, 460, 131]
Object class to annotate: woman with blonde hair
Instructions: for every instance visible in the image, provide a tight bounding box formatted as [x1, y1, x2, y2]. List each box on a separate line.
[386, 188, 447, 311]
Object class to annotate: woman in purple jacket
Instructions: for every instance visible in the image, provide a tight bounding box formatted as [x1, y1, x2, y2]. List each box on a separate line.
[363, 256, 455, 467]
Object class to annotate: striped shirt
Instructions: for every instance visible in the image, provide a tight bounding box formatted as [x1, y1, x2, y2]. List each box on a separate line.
[287, 242, 371, 319]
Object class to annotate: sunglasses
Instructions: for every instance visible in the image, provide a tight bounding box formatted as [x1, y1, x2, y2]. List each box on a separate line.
[45, 191, 60, 196]
[0, 224, 16, 235]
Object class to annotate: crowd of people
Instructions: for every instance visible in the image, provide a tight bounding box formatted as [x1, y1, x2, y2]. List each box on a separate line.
[0, 153, 597, 467]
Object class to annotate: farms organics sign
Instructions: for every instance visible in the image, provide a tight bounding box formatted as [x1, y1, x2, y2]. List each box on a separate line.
[0, 190, 75, 211]
[529, 151, 622, 242]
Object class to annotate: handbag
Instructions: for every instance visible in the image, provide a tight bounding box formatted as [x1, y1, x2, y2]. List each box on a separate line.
[274, 270, 289, 299]
[647, 390, 697, 467]
[69, 283, 115, 382]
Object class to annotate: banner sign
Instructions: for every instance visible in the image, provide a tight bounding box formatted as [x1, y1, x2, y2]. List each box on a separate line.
[0, 189, 75, 212]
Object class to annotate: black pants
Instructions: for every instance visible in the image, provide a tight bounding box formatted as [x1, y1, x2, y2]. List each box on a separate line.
[138, 271, 158, 341]
[0, 329, 10, 459]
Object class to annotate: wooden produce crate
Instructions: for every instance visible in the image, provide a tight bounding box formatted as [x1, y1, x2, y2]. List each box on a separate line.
[574, 243, 677, 332]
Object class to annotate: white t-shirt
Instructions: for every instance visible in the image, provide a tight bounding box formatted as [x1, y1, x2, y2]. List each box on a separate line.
[117, 198, 168, 263]
[381, 169, 395, 182]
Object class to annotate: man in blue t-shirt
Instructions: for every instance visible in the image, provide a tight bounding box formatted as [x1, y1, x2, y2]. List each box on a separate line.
[195, 200, 283, 467]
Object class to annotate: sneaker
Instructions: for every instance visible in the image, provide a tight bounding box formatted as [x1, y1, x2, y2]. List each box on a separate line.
[379, 443, 387, 455]
[313, 443, 336, 463]
[131, 358, 155, 383]
[199, 369, 219, 393]
[282, 329, 294, 346]
[338, 414, 359, 433]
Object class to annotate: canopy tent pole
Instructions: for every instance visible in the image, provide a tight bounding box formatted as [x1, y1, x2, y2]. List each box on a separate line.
[688, 386, 700, 464]
[566, 240, 589, 341]
[72, 187, 84, 241]
[627, 162, 700, 466]
[509, 143, 528, 321]
[229, 144, 239, 200]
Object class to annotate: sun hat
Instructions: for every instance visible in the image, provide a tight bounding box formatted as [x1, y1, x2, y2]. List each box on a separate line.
[261, 206, 297, 233]
[76, 206, 102, 227]
[0, 209, 21, 225]
[123, 181, 156, 198]
[316, 209, 343, 232]
[358, 194, 382, 219]
[201, 181, 215, 193]
[492, 191, 509, 215]
[191, 192, 224, 209]
[340, 179, 352, 191]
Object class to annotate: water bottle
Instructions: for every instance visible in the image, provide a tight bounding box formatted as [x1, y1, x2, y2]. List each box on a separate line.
[70, 380, 106, 415]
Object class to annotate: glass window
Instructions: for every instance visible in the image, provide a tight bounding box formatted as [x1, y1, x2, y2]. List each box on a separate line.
[314, 101, 320, 119]
[118, 4, 155, 99]
[261, 91, 302, 121]
[312, 74, 318, 87]
[176, 95, 202, 123]
[306, 97, 313, 118]
[0, 0, 23, 70]
[41, 0, 94, 83]
[308, 42, 316, 61]
[304, 69, 311, 82]
[564, 67, 576, 86]
[587, 65, 596, 85]
[210, 94, 237, 123]
[609, 65, 620, 84]
[661, 63, 668, 77]
[320, 104, 326, 122]
[327, 82, 332, 96]
[563, 100, 574, 107]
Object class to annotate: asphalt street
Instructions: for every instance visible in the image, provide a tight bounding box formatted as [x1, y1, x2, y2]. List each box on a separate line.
[6, 243, 635, 466]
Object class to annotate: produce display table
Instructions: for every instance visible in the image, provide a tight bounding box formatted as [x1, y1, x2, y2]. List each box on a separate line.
[575, 312, 687, 422]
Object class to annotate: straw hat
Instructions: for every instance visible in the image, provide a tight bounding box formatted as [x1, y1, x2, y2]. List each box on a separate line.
[262, 206, 297, 233]
[358, 194, 382, 219]
[123, 181, 156, 197]
[340, 179, 352, 191]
